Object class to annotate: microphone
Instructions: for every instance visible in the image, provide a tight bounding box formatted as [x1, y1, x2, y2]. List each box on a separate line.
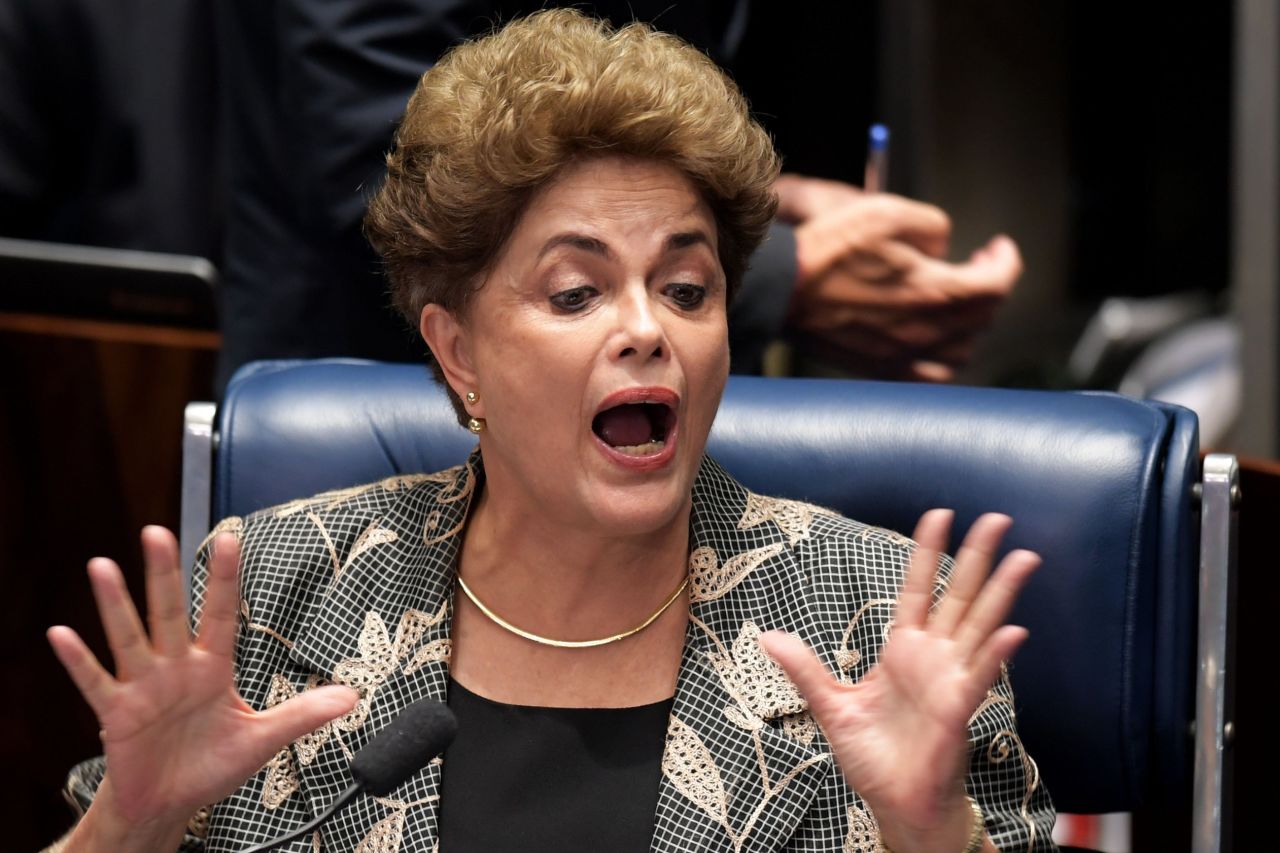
[242, 699, 457, 852]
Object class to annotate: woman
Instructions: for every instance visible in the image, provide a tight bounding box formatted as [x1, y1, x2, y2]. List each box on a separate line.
[47, 10, 1055, 852]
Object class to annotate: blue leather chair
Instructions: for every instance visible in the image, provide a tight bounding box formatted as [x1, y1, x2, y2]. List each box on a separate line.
[181, 359, 1237, 853]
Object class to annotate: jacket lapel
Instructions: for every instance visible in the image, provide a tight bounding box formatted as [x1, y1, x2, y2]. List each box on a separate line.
[284, 458, 479, 852]
[652, 457, 833, 853]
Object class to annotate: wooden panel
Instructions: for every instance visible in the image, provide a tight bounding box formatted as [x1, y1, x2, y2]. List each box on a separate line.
[0, 316, 216, 849]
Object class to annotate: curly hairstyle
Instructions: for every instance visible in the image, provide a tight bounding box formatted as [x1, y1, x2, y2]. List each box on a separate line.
[364, 8, 779, 422]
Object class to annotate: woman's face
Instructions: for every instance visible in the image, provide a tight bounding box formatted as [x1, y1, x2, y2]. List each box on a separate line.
[427, 156, 730, 538]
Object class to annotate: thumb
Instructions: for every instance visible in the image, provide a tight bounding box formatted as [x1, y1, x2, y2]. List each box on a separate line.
[251, 685, 359, 754]
[913, 234, 1022, 298]
[964, 234, 1023, 288]
[759, 631, 839, 707]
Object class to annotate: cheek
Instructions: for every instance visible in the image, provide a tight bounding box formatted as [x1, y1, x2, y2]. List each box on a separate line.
[693, 317, 731, 377]
[478, 328, 591, 427]
[683, 329, 730, 422]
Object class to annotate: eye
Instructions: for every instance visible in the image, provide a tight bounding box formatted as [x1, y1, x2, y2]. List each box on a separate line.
[664, 283, 707, 309]
[550, 285, 598, 312]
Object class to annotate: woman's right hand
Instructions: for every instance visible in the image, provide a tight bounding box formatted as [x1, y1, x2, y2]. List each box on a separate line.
[47, 527, 358, 852]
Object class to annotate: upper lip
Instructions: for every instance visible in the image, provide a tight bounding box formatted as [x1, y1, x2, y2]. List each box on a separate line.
[593, 386, 680, 414]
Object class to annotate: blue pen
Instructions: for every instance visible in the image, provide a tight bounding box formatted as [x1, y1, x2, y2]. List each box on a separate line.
[864, 123, 889, 193]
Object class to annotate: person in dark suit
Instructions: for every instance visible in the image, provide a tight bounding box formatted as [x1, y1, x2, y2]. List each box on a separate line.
[212, 0, 1023, 387]
[0, 0, 218, 256]
[47, 13, 1053, 851]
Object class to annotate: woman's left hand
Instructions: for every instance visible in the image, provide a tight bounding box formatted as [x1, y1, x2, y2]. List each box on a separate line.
[759, 510, 1039, 853]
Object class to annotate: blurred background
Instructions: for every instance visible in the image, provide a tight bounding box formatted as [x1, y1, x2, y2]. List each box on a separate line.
[2, 1, 1273, 849]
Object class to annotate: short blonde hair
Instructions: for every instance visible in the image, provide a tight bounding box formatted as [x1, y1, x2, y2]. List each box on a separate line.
[364, 9, 779, 416]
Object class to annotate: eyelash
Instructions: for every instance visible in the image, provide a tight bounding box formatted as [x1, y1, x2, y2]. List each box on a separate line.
[664, 283, 707, 309]
[548, 283, 708, 313]
[549, 285, 598, 312]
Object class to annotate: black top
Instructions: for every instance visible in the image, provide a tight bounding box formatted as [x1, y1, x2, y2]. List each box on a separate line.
[438, 678, 674, 852]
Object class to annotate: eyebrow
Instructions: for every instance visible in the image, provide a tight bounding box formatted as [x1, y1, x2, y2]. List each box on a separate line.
[538, 233, 611, 260]
[536, 230, 713, 261]
[666, 230, 712, 252]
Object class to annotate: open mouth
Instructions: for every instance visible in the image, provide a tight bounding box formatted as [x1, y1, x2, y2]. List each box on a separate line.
[591, 401, 677, 457]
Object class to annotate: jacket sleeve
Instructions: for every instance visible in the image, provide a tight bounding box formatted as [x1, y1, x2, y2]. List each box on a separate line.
[964, 667, 1059, 851]
[728, 221, 798, 374]
[54, 749, 210, 852]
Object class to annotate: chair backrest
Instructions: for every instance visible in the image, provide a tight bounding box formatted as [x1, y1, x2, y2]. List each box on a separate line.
[190, 358, 1206, 818]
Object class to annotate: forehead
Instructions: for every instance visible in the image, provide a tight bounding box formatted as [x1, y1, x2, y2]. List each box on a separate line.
[513, 156, 717, 250]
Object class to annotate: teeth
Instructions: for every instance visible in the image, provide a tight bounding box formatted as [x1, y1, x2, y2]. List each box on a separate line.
[613, 440, 665, 457]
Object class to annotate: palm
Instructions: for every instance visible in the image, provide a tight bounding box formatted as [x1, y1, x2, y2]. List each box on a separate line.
[48, 528, 356, 825]
[809, 627, 990, 821]
[94, 653, 260, 816]
[760, 510, 1038, 834]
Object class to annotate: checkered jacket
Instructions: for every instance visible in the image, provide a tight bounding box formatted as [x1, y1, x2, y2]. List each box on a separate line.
[65, 452, 1056, 852]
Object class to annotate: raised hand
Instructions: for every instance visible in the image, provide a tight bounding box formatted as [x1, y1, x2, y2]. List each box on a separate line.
[47, 527, 357, 851]
[759, 510, 1038, 853]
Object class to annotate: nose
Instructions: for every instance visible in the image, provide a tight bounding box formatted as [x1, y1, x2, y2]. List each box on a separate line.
[612, 286, 667, 362]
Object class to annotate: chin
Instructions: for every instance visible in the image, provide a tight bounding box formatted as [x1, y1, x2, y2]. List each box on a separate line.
[582, 477, 694, 538]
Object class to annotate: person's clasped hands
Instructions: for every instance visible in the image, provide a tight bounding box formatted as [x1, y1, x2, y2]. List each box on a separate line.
[776, 173, 1024, 382]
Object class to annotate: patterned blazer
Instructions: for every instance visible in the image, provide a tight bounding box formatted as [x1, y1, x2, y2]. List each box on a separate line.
[67, 452, 1056, 852]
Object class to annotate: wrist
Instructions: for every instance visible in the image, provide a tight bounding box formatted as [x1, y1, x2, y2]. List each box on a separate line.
[63, 776, 189, 853]
[877, 794, 986, 853]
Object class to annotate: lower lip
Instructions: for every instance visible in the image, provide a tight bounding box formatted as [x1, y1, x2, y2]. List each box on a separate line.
[592, 421, 679, 472]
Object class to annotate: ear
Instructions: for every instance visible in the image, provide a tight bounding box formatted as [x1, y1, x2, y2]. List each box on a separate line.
[419, 304, 483, 417]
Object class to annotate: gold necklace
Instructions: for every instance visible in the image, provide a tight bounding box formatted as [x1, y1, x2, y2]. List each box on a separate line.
[456, 573, 689, 649]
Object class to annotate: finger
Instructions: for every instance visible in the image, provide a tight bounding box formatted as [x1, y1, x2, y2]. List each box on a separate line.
[897, 509, 954, 630]
[47, 625, 118, 715]
[870, 309, 978, 350]
[913, 233, 1022, 299]
[822, 244, 1001, 311]
[249, 686, 360, 758]
[914, 327, 986, 368]
[930, 513, 1014, 636]
[908, 360, 956, 383]
[141, 526, 189, 656]
[861, 195, 951, 258]
[87, 558, 154, 678]
[954, 549, 1041, 659]
[195, 533, 242, 659]
[797, 247, 943, 311]
[895, 298, 1003, 346]
[799, 262, 917, 309]
[968, 625, 1030, 706]
[795, 196, 948, 280]
[758, 631, 841, 708]
[969, 233, 1023, 277]
[787, 310, 974, 378]
[775, 173, 863, 222]
[908, 338, 979, 379]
